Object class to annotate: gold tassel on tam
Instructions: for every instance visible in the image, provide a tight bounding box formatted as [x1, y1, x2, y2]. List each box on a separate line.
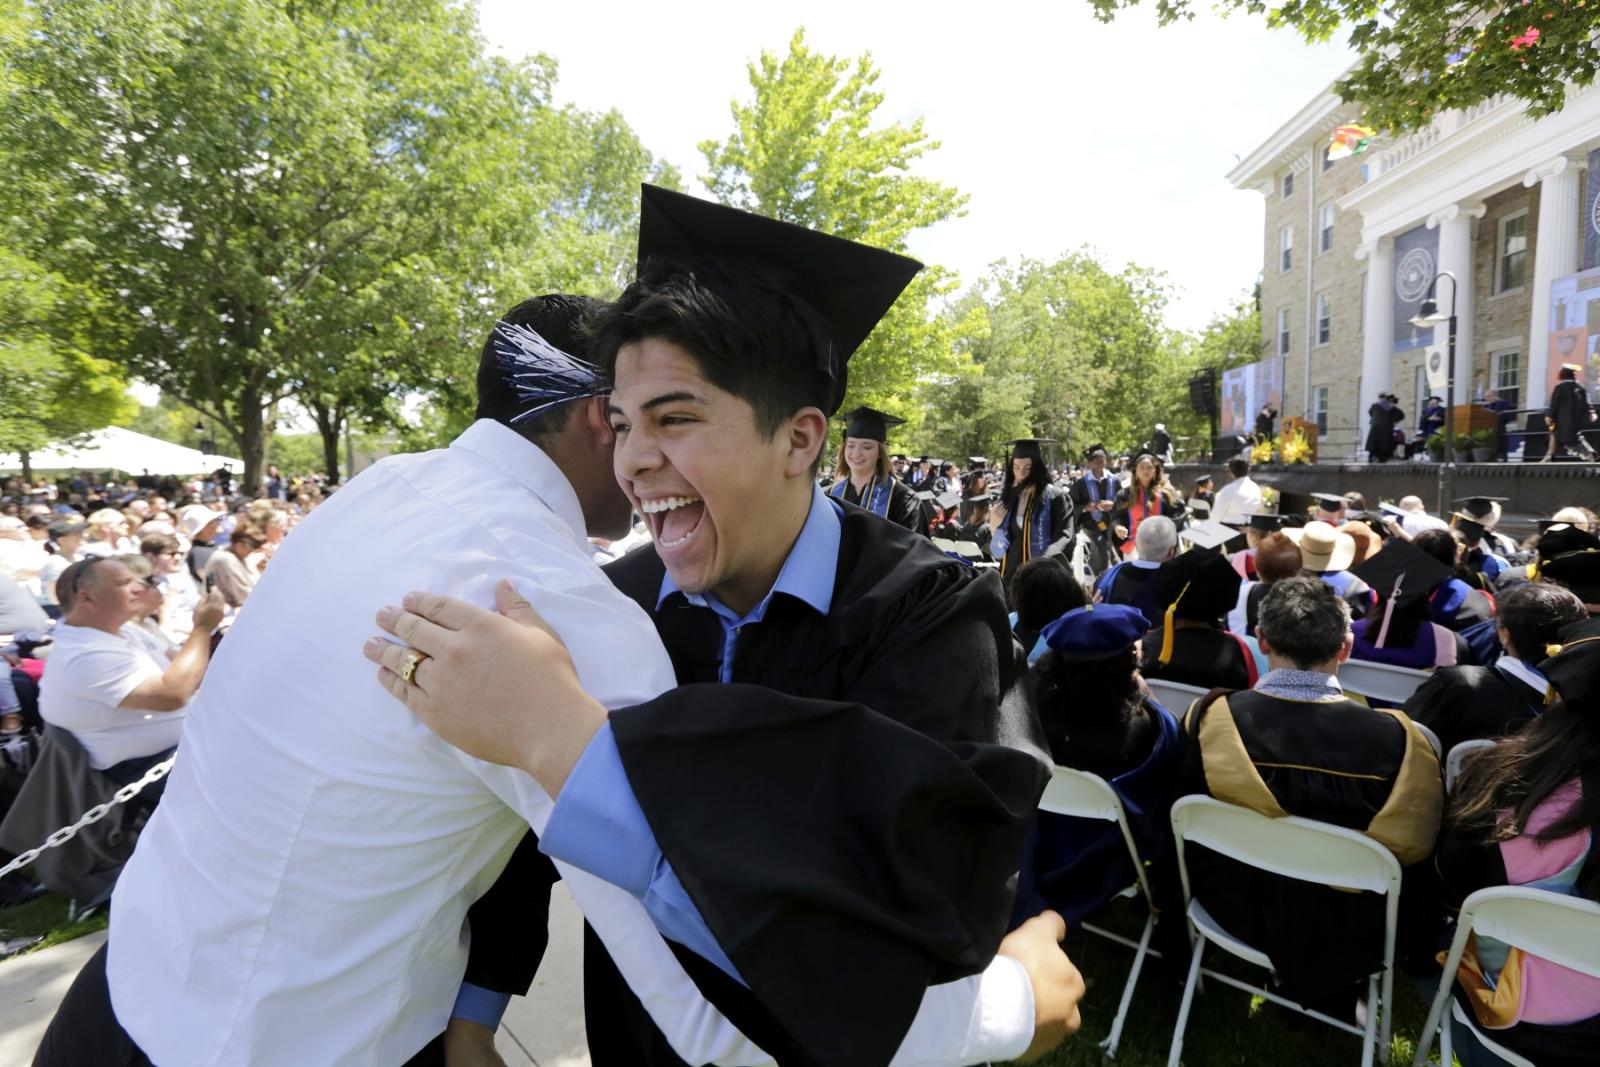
[1158, 580, 1191, 666]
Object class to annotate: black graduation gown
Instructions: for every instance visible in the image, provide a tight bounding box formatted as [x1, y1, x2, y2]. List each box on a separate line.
[581, 510, 1051, 1067]
[998, 485, 1073, 580]
[1549, 379, 1595, 447]
[1401, 663, 1545, 756]
[1365, 403, 1399, 459]
[1139, 626, 1254, 692]
[832, 475, 924, 534]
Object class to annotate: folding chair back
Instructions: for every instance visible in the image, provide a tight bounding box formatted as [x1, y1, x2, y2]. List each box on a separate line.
[1445, 738, 1497, 792]
[1039, 765, 1151, 903]
[1337, 660, 1430, 704]
[1412, 721, 1443, 760]
[1144, 679, 1209, 719]
[1413, 886, 1600, 1067]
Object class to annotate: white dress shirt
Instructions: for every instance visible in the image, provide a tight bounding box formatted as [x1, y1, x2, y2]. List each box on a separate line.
[1209, 475, 1262, 527]
[107, 421, 1031, 1067]
[40, 622, 180, 769]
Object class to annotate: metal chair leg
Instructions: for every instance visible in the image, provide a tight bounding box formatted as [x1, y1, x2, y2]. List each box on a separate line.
[1165, 936, 1206, 1067]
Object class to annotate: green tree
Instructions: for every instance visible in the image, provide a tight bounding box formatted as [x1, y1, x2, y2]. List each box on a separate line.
[0, 248, 137, 478]
[1087, 0, 1599, 131]
[0, 1, 670, 488]
[699, 28, 968, 433]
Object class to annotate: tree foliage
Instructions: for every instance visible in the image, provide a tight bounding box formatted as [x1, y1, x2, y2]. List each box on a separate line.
[0, 0, 672, 487]
[1087, 0, 1600, 132]
[699, 29, 969, 435]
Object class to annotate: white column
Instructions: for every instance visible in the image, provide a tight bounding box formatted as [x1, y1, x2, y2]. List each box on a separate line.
[1357, 238, 1395, 433]
[1427, 202, 1485, 407]
[1525, 156, 1583, 408]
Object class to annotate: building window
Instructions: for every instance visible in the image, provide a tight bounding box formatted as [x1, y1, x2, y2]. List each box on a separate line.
[1313, 385, 1329, 434]
[1279, 225, 1293, 273]
[1497, 210, 1528, 293]
[1492, 349, 1521, 409]
[1277, 307, 1291, 356]
[1319, 203, 1335, 253]
[1316, 292, 1332, 346]
[1282, 171, 1294, 199]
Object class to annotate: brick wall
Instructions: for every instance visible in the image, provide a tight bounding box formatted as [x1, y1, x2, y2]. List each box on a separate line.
[1471, 184, 1539, 408]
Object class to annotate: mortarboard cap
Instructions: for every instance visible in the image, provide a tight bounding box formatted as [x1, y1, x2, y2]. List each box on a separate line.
[967, 456, 988, 469]
[1536, 523, 1600, 562]
[1153, 548, 1241, 621]
[1242, 511, 1284, 533]
[1455, 496, 1507, 522]
[1450, 513, 1487, 543]
[839, 406, 904, 442]
[914, 490, 935, 503]
[1181, 520, 1243, 552]
[1539, 617, 1600, 709]
[935, 491, 961, 512]
[1010, 438, 1053, 464]
[1312, 492, 1346, 512]
[1349, 541, 1454, 611]
[637, 184, 923, 415]
[1379, 502, 1407, 519]
[1040, 604, 1151, 661]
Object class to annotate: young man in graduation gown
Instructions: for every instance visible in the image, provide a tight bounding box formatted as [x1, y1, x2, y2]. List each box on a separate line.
[373, 186, 1079, 1067]
[990, 438, 1073, 584]
[1402, 582, 1587, 754]
[1545, 363, 1597, 460]
[1070, 446, 1117, 576]
[828, 405, 925, 533]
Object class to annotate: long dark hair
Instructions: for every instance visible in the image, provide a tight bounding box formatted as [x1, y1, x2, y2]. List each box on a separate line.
[1001, 448, 1050, 509]
[1034, 647, 1146, 764]
[1450, 700, 1600, 896]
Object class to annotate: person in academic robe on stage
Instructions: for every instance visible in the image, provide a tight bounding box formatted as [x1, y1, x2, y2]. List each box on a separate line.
[828, 406, 924, 534]
[1255, 402, 1278, 444]
[1544, 363, 1598, 461]
[1366, 392, 1402, 462]
[1112, 452, 1180, 558]
[1013, 603, 1184, 929]
[1070, 446, 1118, 577]
[1139, 546, 1257, 691]
[381, 186, 1083, 1067]
[1402, 583, 1587, 756]
[990, 438, 1074, 585]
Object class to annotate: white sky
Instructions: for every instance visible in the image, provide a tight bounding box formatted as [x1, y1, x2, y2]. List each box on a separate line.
[478, 0, 1354, 332]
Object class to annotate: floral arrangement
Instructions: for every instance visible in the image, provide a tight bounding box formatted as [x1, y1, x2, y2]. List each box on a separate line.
[1279, 427, 1313, 465]
[1250, 438, 1276, 464]
[1261, 486, 1281, 512]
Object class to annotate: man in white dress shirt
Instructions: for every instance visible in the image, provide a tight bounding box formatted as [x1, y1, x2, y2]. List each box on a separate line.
[1208, 455, 1264, 527]
[35, 296, 1061, 1067]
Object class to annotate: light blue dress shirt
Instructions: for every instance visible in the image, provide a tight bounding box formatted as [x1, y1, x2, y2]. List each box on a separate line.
[456, 485, 842, 1022]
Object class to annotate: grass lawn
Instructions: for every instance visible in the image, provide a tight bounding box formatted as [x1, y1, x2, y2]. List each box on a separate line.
[1010, 899, 1453, 1067]
[0, 891, 107, 961]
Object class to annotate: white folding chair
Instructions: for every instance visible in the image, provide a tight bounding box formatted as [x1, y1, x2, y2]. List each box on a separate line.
[1413, 886, 1600, 1067]
[1445, 738, 1498, 792]
[1036, 766, 1159, 1060]
[1167, 796, 1402, 1067]
[1412, 721, 1444, 760]
[1337, 660, 1431, 705]
[1144, 679, 1209, 719]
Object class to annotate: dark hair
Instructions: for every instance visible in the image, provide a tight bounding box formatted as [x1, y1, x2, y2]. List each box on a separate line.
[1379, 594, 1431, 649]
[474, 294, 606, 438]
[140, 531, 180, 556]
[1009, 557, 1087, 632]
[588, 256, 824, 438]
[1496, 583, 1587, 662]
[1002, 451, 1051, 505]
[1413, 528, 1459, 569]
[230, 522, 267, 550]
[1254, 531, 1303, 584]
[1559, 365, 1577, 381]
[1034, 647, 1145, 766]
[1257, 575, 1350, 668]
[1227, 457, 1250, 478]
[1450, 700, 1600, 897]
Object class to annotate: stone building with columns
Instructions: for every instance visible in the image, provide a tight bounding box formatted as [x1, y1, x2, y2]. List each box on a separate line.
[1228, 80, 1600, 459]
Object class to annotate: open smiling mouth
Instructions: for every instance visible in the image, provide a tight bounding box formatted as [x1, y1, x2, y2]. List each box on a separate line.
[640, 495, 706, 550]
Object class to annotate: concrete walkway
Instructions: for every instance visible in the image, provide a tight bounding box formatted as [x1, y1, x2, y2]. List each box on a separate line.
[0, 885, 591, 1066]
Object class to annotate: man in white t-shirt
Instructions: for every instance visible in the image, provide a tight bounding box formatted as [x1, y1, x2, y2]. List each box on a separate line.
[1209, 455, 1264, 527]
[40, 557, 224, 782]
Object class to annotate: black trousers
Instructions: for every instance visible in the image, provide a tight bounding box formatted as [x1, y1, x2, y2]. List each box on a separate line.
[34, 943, 446, 1067]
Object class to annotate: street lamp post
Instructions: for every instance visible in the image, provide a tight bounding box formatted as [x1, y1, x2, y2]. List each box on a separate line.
[1410, 272, 1458, 515]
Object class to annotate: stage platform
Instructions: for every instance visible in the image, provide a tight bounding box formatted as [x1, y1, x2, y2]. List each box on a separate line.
[1168, 459, 1600, 538]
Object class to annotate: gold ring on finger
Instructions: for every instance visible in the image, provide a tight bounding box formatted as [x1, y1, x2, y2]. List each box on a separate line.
[400, 650, 428, 687]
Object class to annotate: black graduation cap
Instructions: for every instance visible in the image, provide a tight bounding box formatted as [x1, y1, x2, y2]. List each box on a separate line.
[1537, 524, 1600, 562]
[1450, 512, 1487, 544]
[839, 406, 904, 442]
[1181, 520, 1243, 552]
[1010, 438, 1053, 464]
[913, 490, 935, 502]
[1083, 442, 1108, 460]
[935, 491, 961, 512]
[1539, 617, 1600, 709]
[967, 456, 987, 469]
[1242, 511, 1284, 533]
[1153, 547, 1241, 621]
[1455, 496, 1507, 520]
[1349, 541, 1454, 610]
[637, 184, 924, 415]
[1312, 492, 1346, 512]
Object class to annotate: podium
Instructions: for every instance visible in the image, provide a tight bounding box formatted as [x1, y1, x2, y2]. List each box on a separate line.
[1283, 416, 1319, 463]
[1451, 404, 1496, 436]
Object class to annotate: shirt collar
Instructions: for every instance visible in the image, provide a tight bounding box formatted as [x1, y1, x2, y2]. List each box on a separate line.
[450, 419, 589, 553]
[1255, 667, 1345, 700]
[658, 482, 840, 620]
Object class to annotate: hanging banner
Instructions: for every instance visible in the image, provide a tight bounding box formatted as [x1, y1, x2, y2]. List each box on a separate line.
[1584, 148, 1600, 271]
[1392, 224, 1439, 353]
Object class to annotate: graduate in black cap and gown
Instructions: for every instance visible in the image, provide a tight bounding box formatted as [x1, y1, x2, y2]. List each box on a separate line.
[1545, 363, 1598, 460]
[828, 406, 924, 533]
[990, 438, 1073, 584]
[1140, 547, 1258, 692]
[408, 184, 1067, 1067]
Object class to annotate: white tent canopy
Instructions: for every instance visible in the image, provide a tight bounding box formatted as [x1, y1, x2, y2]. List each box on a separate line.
[0, 427, 241, 477]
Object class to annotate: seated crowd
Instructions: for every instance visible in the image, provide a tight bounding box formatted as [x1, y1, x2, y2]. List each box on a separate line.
[1011, 490, 1600, 1064]
[0, 472, 322, 908]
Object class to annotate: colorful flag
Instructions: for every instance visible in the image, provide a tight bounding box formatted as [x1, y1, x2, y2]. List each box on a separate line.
[1328, 123, 1377, 160]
